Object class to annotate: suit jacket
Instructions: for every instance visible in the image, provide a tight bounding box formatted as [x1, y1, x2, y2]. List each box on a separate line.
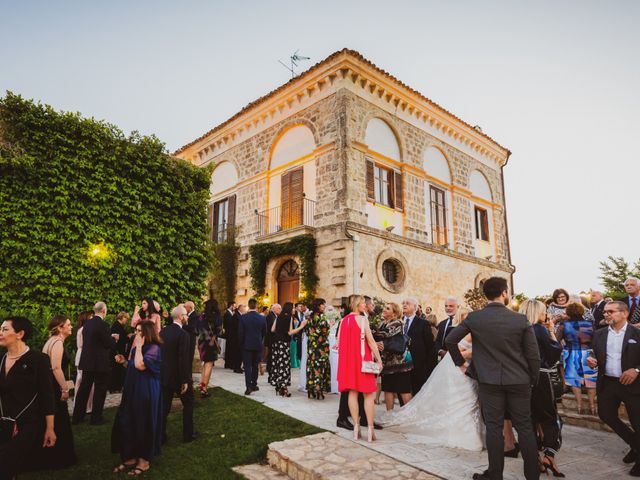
[406, 315, 437, 384]
[591, 300, 608, 329]
[265, 312, 277, 347]
[239, 311, 266, 351]
[621, 296, 640, 325]
[78, 315, 116, 372]
[160, 323, 192, 390]
[222, 309, 235, 338]
[446, 303, 540, 386]
[592, 322, 640, 394]
[184, 311, 198, 360]
[110, 321, 128, 356]
[434, 316, 456, 352]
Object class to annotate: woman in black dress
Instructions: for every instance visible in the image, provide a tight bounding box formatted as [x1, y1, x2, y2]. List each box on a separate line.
[37, 315, 77, 470]
[0, 316, 56, 480]
[375, 302, 413, 410]
[197, 299, 221, 397]
[269, 302, 293, 397]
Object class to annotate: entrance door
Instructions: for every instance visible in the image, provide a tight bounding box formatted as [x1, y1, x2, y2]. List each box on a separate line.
[277, 259, 300, 305]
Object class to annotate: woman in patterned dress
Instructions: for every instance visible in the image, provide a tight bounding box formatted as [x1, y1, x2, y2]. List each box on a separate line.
[268, 302, 294, 396]
[291, 298, 331, 399]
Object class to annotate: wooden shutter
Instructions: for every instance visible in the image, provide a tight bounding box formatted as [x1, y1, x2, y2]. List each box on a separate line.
[281, 171, 291, 230]
[394, 171, 403, 211]
[212, 202, 220, 242]
[366, 159, 375, 201]
[227, 194, 236, 241]
[207, 204, 214, 241]
[290, 168, 303, 227]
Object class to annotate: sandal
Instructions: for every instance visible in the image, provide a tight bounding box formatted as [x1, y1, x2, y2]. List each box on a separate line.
[113, 463, 136, 473]
[128, 467, 149, 476]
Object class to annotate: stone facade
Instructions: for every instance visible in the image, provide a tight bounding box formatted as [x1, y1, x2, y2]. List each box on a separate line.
[176, 49, 514, 318]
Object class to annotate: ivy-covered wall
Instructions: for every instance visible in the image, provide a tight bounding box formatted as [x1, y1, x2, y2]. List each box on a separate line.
[0, 92, 211, 318]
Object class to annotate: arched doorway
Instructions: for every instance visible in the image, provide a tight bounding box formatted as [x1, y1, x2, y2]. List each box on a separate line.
[277, 259, 300, 305]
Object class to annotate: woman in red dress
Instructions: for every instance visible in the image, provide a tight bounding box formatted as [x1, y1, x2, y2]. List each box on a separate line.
[337, 295, 382, 442]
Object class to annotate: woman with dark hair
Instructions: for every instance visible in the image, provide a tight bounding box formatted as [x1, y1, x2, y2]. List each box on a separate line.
[547, 288, 570, 326]
[111, 321, 163, 476]
[269, 302, 294, 397]
[36, 315, 77, 470]
[74, 310, 94, 414]
[557, 301, 597, 415]
[132, 297, 162, 332]
[292, 298, 331, 399]
[0, 316, 56, 479]
[197, 299, 221, 398]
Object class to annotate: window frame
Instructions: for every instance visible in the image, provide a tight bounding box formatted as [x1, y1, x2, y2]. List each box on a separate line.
[429, 185, 448, 246]
[474, 206, 490, 241]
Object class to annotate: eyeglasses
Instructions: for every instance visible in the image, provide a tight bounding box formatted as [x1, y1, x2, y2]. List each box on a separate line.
[603, 310, 621, 315]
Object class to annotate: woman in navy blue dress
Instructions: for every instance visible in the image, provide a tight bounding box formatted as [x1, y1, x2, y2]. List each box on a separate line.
[111, 320, 163, 476]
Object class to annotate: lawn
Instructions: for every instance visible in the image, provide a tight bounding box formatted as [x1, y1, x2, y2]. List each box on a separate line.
[21, 387, 323, 479]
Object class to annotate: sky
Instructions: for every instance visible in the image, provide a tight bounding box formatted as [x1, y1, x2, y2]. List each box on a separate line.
[2, 0, 638, 297]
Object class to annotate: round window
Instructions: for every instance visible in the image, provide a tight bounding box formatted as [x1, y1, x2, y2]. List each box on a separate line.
[376, 251, 408, 294]
[382, 259, 399, 284]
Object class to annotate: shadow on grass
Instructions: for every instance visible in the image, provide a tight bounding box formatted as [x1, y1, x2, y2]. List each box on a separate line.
[21, 387, 323, 480]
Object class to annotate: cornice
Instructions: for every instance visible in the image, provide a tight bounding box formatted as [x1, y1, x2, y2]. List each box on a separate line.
[175, 49, 510, 167]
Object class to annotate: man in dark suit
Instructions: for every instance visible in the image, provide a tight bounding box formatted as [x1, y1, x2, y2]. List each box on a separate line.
[72, 301, 117, 425]
[160, 306, 196, 443]
[108, 311, 129, 392]
[587, 301, 640, 476]
[590, 290, 609, 329]
[447, 277, 540, 480]
[435, 296, 459, 358]
[402, 297, 437, 396]
[622, 277, 640, 326]
[183, 301, 199, 360]
[223, 301, 241, 371]
[264, 304, 281, 375]
[238, 298, 266, 395]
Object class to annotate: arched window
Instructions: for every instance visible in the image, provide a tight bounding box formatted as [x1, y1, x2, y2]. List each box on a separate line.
[365, 118, 401, 161]
[208, 162, 239, 243]
[423, 147, 452, 246]
[270, 125, 315, 170]
[469, 170, 493, 257]
[364, 118, 402, 210]
[469, 170, 492, 201]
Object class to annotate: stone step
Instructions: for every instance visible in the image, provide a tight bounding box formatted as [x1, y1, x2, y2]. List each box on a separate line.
[234, 464, 289, 479]
[266, 431, 441, 480]
[558, 408, 613, 432]
[561, 393, 628, 420]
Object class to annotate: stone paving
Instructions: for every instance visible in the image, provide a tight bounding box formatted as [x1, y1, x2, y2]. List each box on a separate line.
[209, 360, 631, 480]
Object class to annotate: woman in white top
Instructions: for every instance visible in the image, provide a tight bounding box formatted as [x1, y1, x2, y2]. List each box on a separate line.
[73, 310, 94, 413]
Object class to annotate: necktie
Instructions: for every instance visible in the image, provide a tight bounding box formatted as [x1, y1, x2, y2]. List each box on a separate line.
[404, 317, 410, 334]
[632, 298, 638, 319]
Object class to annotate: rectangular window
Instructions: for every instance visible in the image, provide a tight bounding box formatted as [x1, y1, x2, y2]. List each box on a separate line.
[366, 159, 402, 210]
[374, 165, 391, 206]
[430, 186, 447, 245]
[210, 194, 236, 243]
[474, 206, 489, 241]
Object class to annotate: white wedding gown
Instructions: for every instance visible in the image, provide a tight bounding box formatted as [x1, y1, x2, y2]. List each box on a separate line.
[377, 339, 485, 451]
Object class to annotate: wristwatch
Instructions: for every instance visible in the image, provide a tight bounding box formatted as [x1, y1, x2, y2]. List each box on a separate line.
[634, 368, 640, 374]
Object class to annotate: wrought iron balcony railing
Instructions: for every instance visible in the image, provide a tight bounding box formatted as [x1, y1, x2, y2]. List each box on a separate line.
[255, 197, 316, 237]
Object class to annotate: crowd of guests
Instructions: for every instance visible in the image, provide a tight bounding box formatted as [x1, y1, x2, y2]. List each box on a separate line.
[1, 275, 640, 478]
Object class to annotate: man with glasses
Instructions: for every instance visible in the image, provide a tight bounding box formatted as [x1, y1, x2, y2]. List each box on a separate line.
[587, 301, 640, 476]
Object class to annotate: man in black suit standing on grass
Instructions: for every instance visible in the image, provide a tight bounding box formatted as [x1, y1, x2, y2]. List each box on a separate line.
[588, 301, 640, 476]
[238, 299, 266, 395]
[72, 301, 118, 425]
[160, 305, 196, 444]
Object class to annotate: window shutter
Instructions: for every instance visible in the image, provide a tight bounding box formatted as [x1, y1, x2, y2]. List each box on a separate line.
[227, 194, 236, 227]
[207, 204, 214, 241]
[280, 171, 291, 229]
[366, 159, 375, 201]
[290, 168, 303, 227]
[212, 202, 220, 242]
[394, 171, 403, 211]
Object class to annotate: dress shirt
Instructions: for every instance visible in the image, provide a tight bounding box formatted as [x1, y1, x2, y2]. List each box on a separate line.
[404, 314, 416, 334]
[605, 322, 628, 378]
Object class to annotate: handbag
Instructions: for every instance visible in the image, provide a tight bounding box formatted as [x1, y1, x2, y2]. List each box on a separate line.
[385, 333, 411, 354]
[359, 318, 382, 375]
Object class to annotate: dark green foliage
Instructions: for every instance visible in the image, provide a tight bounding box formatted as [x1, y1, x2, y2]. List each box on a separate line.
[599, 256, 640, 299]
[21, 387, 323, 480]
[249, 235, 318, 303]
[208, 241, 239, 304]
[0, 92, 211, 319]
[464, 287, 488, 311]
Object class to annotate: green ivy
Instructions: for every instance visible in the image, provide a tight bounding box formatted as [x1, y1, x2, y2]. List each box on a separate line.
[249, 235, 318, 303]
[0, 92, 211, 321]
[207, 239, 239, 304]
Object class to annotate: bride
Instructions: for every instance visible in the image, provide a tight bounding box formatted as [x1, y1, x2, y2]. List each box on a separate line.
[378, 307, 485, 451]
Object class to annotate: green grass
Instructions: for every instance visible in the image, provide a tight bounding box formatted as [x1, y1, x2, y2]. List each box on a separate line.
[22, 387, 323, 479]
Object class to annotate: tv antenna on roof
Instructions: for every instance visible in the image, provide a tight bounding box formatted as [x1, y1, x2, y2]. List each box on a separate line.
[278, 50, 310, 78]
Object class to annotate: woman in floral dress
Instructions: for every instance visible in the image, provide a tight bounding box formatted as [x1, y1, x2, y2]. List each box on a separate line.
[292, 298, 331, 399]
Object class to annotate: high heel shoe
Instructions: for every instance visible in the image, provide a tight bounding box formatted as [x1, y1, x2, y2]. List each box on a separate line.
[542, 455, 565, 478]
[353, 422, 361, 440]
[307, 390, 316, 399]
[504, 443, 520, 458]
[280, 387, 291, 397]
[367, 426, 376, 443]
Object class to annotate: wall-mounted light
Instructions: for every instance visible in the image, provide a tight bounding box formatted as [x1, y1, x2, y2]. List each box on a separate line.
[385, 225, 395, 232]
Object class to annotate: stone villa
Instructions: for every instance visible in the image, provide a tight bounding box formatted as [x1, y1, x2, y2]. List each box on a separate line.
[175, 49, 514, 316]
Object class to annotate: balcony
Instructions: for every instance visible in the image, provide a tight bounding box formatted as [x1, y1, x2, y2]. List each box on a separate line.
[256, 197, 316, 238]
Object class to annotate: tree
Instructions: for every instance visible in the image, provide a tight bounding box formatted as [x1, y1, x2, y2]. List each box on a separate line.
[464, 288, 487, 311]
[599, 256, 640, 299]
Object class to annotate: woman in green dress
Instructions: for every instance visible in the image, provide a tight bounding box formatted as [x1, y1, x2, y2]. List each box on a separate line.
[303, 298, 330, 399]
